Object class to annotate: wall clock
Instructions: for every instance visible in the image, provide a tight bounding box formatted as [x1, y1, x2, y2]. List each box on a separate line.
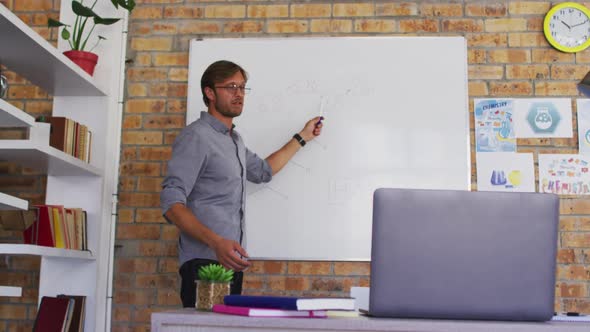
[543, 2, 590, 53]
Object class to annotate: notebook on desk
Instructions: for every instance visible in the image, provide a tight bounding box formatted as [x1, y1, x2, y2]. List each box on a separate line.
[369, 188, 559, 321]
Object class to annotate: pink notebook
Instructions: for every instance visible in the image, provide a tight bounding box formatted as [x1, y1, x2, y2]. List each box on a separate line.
[212, 304, 327, 318]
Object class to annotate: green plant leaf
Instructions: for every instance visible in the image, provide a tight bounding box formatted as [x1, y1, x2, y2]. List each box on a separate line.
[114, 0, 136, 11]
[197, 264, 233, 282]
[72, 1, 98, 18]
[61, 27, 70, 40]
[47, 18, 68, 28]
[94, 17, 120, 26]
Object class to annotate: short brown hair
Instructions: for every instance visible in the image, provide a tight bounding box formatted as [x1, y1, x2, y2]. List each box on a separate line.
[201, 60, 248, 106]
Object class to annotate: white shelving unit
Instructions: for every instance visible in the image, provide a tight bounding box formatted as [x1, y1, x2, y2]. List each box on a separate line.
[0, 140, 102, 176]
[0, 286, 22, 297]
[0, 244, 94, 259]
[0, 3, 126, 331]
[0, 5, 106, 96]
[0, 192, 28, 210]
[0, 99, 35, 127]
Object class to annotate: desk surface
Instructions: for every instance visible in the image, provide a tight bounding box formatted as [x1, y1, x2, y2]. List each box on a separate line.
[152, 309, 589, 332]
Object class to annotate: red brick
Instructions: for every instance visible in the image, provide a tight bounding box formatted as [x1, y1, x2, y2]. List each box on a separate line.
[288, 262, 331, 275]
[161, 224, 179, 240]
[249, 261, 287, 274]
[118, 193, 161, 207]
[136, 208, 166, 223]
[376, 3, 418, 16]
[466, 3, 507, 16]
[114, 288, 155, 305]
[126, 99, 166, 114]
[120, 162, 161, 176]
[135, 274, 177, 288]
[122, 131, 163, 145]
[420, 4, 463, 16]
[224, 21, 263, 33]
[399, 19, 439, 33]
[116, 258, 158, 273]
[117, 224, 161, 240]
[139, 146, 172, 161]
[158, 258, 179, 273]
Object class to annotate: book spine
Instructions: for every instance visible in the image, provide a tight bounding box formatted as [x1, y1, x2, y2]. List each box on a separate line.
[224, 295, 298, 310]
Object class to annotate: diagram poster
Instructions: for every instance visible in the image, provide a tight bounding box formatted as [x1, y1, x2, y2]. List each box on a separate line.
[539, 154, 590, 195]
[474, 99, 516, 152]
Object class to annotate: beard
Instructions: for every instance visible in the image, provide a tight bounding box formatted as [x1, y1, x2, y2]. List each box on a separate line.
[215, 97, 243, 118]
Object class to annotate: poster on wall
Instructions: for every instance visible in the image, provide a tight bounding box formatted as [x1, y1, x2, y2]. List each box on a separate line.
[474, 99, 516, 152]
[513, 98, 573, 138]
[476, 152, 535, 192]
[577, 99, 590, 155]
[539, 154, 590, 195]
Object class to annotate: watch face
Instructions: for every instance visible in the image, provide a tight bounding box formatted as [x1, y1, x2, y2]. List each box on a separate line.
[546, 4, 590, 51]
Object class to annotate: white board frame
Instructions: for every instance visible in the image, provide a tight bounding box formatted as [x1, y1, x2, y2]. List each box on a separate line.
[187, 37, 471, 261]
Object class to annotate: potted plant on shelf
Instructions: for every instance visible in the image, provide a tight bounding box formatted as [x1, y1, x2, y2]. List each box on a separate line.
[196, 264, 234, 310]
[48, 0, 135, 76]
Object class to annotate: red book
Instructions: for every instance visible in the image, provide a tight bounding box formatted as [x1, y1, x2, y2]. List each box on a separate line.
[33, 296, 73, 332]
[23, 205, 54, 247]
[212, 304, 326, 318]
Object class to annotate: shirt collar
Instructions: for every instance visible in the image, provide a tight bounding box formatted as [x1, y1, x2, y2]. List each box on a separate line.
[200, 111, 235, 134]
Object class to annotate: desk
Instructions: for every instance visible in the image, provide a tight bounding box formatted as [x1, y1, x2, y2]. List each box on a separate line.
[152, 309, 589, 332]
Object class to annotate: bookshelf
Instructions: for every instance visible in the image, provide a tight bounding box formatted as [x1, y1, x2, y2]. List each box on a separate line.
[0, 2, 126, 331]
[0, 99, 35, 127]
[0, 192, 28, 210]
[0, 286, 22, 297]
[0, 139, 102, 176]
[0, 244, 94, 259]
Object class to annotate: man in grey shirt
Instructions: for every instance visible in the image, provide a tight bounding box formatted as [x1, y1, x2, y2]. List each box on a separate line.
[161, 60, 323, 307]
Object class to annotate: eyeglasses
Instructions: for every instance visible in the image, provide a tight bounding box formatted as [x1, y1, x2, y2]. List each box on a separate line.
[214, 83, 251, 95]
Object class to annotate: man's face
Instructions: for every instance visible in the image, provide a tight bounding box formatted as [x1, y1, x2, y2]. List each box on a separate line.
[211, 71, 247, 118]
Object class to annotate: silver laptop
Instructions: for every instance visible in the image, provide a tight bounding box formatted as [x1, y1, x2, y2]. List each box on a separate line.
[369, 188, 559, 321]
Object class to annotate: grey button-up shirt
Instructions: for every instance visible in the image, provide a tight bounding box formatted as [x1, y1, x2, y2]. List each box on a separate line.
[161, 112, 272, 266]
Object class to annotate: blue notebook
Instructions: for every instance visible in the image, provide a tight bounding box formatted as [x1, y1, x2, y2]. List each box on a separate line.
[224, 295, 355, 311]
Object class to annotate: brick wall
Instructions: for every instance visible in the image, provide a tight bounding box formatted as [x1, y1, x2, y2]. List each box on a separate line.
[1, 1, 590, 331]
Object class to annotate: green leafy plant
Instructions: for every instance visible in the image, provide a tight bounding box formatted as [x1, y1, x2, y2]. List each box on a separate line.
[48, 0, 135, 52]
[198, 264, 234, 283]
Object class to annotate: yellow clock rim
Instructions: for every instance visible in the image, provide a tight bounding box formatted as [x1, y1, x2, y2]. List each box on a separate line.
[544, 2, 590, 53]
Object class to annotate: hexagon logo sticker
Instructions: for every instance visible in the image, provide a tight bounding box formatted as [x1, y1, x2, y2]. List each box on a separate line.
[526, 102, 561, 134]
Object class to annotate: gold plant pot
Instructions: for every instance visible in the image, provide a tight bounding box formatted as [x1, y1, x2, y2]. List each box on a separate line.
[195, 280, 230, 310]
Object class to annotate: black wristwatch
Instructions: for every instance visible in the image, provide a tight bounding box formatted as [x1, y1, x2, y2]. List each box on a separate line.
[293, 133, 306, 147]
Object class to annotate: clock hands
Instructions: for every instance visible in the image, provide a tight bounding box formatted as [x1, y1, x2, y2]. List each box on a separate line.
[571, 19, 589, 28]
[561, 20, 572, 29]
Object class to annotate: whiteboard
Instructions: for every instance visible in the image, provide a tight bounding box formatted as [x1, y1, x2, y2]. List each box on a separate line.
[187, 37, 470, 261]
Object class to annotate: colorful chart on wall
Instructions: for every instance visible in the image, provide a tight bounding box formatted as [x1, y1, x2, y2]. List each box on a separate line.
[539, 154, 590, 195]
[474, 99, 516, 152]
[577, 99, 590, 155]
[476, 152, 534, 192]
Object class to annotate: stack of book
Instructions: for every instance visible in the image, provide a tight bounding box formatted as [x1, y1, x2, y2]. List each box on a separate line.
[33, 294, 86, 332]
[48, 116, 92, 163]
[212, 295, 358, 318]
[22, 205, 87, 250]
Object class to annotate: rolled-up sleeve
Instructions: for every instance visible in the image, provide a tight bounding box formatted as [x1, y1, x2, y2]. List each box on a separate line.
[161, 130, 207, 216]
[245, 147, 272, 184]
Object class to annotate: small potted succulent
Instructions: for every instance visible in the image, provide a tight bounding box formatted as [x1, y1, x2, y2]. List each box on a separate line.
[48, 0, 135, 76]
[196, 264, 234, 310]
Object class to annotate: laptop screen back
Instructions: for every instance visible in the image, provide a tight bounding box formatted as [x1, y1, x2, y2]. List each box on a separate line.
[369, 188, 558, 321]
